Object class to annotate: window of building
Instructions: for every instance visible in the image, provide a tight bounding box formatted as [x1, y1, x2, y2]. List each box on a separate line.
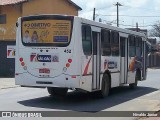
[129, 35, 136, 57]
[0, 14, 6, 24]
[101, 29, 111, 56]
[111, 31, 119, 56]
[82, 25, 92, 55]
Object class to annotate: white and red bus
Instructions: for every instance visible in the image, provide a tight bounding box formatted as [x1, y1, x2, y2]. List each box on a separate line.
[15, 15, 148, 98]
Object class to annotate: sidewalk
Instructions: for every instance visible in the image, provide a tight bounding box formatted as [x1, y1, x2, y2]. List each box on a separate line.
[0, 78, 19, 89]
[136, 90, 160, 120]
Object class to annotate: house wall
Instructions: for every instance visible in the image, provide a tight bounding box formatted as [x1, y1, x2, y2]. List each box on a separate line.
[22, 0, 78, 16]
[0, 5, 22, 40]
[0, 41, 16, 77]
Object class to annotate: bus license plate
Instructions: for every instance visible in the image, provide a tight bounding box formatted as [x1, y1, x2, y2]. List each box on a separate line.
[39, 68, 50, 74]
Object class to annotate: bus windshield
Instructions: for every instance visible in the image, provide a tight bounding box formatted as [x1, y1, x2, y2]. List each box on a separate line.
[21, 16, 73, 47]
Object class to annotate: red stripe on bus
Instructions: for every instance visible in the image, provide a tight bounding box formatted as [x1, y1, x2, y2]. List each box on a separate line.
[83, 56, 92, 76]
[30, 55, 36, 62]
[7, 50, 11, 57]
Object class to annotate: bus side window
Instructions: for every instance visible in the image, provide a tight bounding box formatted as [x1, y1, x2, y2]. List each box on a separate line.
[82, 25, 92, 55]
[135, 37, 142, 57]
[101, 29, 111, 56]
[129, 35, 136, 57]
[111, 31, 119, 56]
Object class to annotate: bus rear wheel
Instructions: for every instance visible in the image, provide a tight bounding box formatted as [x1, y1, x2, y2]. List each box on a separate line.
[98, 74, 110, 98]
[47, 87, 68, 97]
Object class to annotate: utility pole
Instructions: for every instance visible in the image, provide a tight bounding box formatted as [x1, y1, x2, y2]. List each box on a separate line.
[114, 2, 122, 27]
[93, 8, 96, 21]
[136, 22, 139, 32]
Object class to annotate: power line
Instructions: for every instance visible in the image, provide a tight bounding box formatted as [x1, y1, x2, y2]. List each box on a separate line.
[78, 3, 160, 28]
[110, 22, 153, 27]
[79, 6, 109, 14]
[123, 5, 160, 13]
[80, 5, 160, 14]
[98, 14, 160, 18]
[79, 4, 160, 17]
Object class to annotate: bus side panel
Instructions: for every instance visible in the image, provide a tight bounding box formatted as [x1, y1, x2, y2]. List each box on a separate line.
[111, 73, 120, 87]
[110, 57, 120, 88]
[101, 56, 120, 88]
[80, 75, 92, 92]
[79, 21, 92, 92]
[15, 18, 27, 85]
[80, 51, 93, 91]
[65, 18, 81, 89]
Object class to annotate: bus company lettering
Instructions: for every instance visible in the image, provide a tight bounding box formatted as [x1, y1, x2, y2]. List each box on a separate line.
[37, 55, 51, 62]
[104, 59, 117, 69]
[30, 53, 59, 62]
[30, 53, 37, 62]
[108, 61, 117, 69]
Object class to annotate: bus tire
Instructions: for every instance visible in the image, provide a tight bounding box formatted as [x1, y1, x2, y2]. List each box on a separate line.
[47, 87, 68, 97]
[129, 73, 138, 89]
[98, 74, 110, 98]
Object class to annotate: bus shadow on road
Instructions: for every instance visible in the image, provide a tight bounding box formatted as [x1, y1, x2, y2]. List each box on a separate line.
[18, 86, 158, 112]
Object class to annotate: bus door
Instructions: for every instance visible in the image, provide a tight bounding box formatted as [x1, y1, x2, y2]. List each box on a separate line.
[120, 34, 128, 84]
[92, 27, 101, 90]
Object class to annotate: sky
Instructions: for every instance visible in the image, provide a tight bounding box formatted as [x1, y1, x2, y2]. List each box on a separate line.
[72, 0, 160, 32]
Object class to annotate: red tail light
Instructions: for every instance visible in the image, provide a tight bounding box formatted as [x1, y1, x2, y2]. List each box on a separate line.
[68, 59, 72, 63]
[21, 62, 25, 66]
[66, 63, 70, 68]
[19, 58, 23, 62]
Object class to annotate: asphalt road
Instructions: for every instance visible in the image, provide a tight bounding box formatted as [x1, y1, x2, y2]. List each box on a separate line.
[0, 69, 159, 120]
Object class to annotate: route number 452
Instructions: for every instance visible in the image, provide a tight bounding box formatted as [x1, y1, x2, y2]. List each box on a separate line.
[64, 49, 71, 53]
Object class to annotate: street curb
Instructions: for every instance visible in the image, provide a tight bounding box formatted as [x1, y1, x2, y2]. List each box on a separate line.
[0, 86, 19, 90]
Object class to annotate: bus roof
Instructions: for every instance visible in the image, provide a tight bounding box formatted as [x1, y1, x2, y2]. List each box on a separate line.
[76, 16, 147, 38]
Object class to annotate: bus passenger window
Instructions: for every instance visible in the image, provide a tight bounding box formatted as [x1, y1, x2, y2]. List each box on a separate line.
[101, 29, 111, 56]
[111, 31, 119, 56]
[82, 25, 92, 55]
[129, 35, 136, 57]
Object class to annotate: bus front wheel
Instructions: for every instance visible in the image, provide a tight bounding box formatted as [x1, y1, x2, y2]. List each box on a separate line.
[47, 87, 68, 97]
